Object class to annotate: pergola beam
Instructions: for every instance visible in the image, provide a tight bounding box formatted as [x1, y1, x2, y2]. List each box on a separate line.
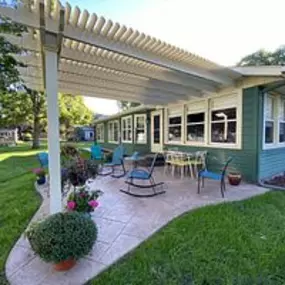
[19, 64, 203, 99]
[63, 26, 235, 85]
[61, 47, 219, 92]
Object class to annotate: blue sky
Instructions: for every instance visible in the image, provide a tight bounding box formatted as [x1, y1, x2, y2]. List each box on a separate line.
[63, 0, 285, 114]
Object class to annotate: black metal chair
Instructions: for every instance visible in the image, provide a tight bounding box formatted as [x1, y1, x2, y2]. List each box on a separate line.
[120, 153, 165, 197]
[198, 157, 233, 198]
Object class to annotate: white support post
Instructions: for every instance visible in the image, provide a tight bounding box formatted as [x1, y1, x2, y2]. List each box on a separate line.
[45, 49, 62, 214]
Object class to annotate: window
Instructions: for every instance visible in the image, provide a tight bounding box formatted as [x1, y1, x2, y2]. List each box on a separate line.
[186, 112, 205, 142]
[134, 114, 147, 143]
[108, 120, 119, 143]
[211, 108, 237, 144]
[166, 108, 182, 143]
[96, 124, 104, 142]
[264, 95, 275, 144]
[121, 116, 132, 143]
[279, 99, 285, 143]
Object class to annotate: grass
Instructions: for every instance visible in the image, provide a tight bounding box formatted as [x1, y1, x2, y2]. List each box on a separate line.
[0, 144, 43, 284]
[91, 191, 285, 285]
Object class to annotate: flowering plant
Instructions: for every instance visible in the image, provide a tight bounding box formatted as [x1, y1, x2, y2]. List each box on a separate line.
[66, 186, 103, 213]
[64, 157, 98, 187]
[32, 168, 46, 177]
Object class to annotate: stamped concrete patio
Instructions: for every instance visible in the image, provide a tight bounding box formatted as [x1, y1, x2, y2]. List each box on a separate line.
[6, 167, 269, 285]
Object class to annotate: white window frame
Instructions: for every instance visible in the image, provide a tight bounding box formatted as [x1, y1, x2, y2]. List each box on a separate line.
[185, 101, 207, 146]
[121, 115, 133, 143]
[96, 124, 104, 143]
[209, 93, 241, 149]
[134, 114, 147, 144]
[163, 92, 242, 149]
[278, 98, 285, 145]
[263, 93, 285, 149]
[164, 106, 184, 144]
[108, 120, 119, 144]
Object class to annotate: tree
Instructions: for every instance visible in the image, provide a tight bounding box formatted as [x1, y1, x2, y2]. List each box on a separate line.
[0, 16, 26, 92]
[237, 45, 285, 66]
[59, 94, 93, 139]
[118, 101, 140, 111]
[26, 89, 46, 149]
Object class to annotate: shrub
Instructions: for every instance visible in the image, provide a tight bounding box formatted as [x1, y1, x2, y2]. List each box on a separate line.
[22, 133, 32, 141]
[26, 212, 97, 263]
[61, 144, 79, 158]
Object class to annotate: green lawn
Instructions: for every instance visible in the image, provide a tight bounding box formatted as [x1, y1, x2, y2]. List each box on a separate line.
[0, 144, 43, 284]
[91, 191, 285, 285]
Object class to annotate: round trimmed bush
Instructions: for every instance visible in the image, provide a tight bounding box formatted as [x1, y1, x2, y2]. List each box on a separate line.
[26, 212, 97, 263]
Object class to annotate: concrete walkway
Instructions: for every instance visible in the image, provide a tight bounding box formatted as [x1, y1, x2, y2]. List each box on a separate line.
[6, 168, 269, 285]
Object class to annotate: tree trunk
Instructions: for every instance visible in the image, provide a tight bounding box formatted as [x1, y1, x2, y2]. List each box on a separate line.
[32, 115, 40, 149]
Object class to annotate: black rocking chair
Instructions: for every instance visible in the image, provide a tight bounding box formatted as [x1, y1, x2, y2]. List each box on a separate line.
[120, 153, 165, 197]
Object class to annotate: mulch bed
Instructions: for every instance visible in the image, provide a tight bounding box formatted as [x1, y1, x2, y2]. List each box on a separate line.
[264, 173, 285, 187]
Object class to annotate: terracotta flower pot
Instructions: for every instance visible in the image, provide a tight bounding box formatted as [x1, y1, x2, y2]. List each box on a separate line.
[228, 173, 242, 186]
[54, 259, 76, 271]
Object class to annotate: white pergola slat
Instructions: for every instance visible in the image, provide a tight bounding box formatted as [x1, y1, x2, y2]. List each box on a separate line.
[0, 0, 243, 213]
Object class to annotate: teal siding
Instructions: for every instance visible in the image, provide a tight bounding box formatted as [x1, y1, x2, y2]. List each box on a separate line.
[164, 87, 260, 182]
[259, 148, 285, 179]
[258, 91, 285, 179]
[97, 110, 152, 156]
[95, 87, 262, 182]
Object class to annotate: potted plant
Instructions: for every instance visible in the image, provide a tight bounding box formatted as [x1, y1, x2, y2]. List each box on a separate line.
[25, 212, 97, 271]
[64, 157, 100, 187]
[66, 186, 103, 218]
[32, 168, 46, 185]
[228, 171, 242, 186]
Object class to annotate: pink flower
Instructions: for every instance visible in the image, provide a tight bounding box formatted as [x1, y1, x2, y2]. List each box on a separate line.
[88, 200, 99, 208]
[67, 201, 76, 210]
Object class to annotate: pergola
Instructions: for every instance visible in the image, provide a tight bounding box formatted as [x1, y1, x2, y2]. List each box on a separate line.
[0, 0, 243, 213]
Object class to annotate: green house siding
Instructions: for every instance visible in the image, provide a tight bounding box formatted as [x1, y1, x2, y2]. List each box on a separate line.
[95, 87, 264, 182]
[257, 90, 285, 180]
[164, 87, 260, 182]
[259, 148, 285, 179]
[98, 111, 152, 155]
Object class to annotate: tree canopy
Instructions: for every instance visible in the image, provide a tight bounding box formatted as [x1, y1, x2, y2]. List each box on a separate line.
[0, 92, 94, 136]
[117, 101, 141, 111]
[237, 45, 285, 66]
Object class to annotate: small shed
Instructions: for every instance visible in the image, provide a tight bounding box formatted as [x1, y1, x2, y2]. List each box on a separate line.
[75, 126, 94, 141]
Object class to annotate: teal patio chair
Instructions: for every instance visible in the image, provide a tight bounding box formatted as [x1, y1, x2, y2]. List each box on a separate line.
[99, 145, 126, 178]
[120, 153, 165, 197]
[37, 152, 49, 168]
[197, 157, 233, 198]
[90, 145, 103, 161]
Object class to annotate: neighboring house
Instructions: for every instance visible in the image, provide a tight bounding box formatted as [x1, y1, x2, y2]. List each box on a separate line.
[0, 128, 18, 146]
[75, 126, 94, 141]
[94, 66, 285, 183]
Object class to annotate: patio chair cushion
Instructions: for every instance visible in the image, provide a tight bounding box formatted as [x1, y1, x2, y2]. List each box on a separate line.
[127, 169, 150, 180]
[199, 170, 222, 181]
